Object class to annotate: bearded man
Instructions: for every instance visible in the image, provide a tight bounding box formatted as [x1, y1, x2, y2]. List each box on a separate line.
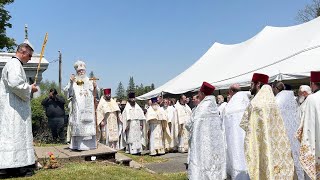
[298, 71, 320, 180]
[240, 73, 294, 179]
[146, 97, 171, 156]
[175, 94, 192, 153]
[122, 92, 147, 155]
[64, 60, 97, 150]
[161, 98, 178, 152]
[96, 88, 122, 149]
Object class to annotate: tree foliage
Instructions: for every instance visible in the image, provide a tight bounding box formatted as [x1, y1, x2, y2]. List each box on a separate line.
[127, 76, 135, 94]
[115, 81, 126, 100]
[115, 77, 155, 102]
[89, 71, 95, 78]
[296, 0, 320, 22]
[0, 0, 16, 52]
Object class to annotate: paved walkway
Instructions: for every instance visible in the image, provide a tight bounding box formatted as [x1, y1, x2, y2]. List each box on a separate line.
[144, 153, 188, 173]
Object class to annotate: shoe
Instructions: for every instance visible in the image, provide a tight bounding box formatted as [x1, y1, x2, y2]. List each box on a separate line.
[0, 170, 7, 175]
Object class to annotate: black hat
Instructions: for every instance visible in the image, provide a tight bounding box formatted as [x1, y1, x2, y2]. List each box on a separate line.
[128, 92, 135, 98]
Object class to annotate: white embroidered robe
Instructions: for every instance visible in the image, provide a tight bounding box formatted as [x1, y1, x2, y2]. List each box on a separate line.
[65, 77, 96, 150]
[175, 102, 192, 153]
[96, 98, 122, 149]
[298, 90, 320, 180]
[276, 90, 304, 180]
[0, 57, 35, 169]
[223, 91, 250, 180]
[122, 103, 146, 154]
[186, 95, 227, 180]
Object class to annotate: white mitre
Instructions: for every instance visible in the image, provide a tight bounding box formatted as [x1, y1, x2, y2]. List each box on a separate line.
[23, 39, 34, 51]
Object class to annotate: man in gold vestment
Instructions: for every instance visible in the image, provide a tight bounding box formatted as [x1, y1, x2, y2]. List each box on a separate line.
[240, 73, 294, 179]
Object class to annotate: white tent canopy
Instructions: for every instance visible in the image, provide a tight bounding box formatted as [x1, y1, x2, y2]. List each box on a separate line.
[138, 17, 320, 100]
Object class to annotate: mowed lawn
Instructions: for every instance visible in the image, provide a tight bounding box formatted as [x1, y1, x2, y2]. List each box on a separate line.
[13, 162, 187, 180]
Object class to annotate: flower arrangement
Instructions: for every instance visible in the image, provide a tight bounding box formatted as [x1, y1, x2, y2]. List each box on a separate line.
[44, 152, 60, 169]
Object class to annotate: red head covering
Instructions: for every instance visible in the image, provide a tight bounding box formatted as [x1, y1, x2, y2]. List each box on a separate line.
[311, 71, 320, 82]
[252, 73, 269, 84]
[104, 88, 111, 95]
[200, 82, 215, 95]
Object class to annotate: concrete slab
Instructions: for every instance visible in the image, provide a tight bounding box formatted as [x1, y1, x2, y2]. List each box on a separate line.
[115, 153, 132, 166]
[35, 143, 117, 162]
[34, 147, 69, 159]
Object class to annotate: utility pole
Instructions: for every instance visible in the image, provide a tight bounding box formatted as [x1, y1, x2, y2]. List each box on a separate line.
[58, 51, 62, 93]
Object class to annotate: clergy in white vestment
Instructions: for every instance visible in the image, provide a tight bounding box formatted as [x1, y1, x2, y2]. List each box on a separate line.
[275, 90, 304, 180]
[217, 95, 227, 116]
[240, 73, 294, 179]
[296, 85, 312, 140]
[298, 71, 320, 180]
[123, 92, 147, 154]
[146, 97, 171, 156]
[161, 98, 178, 152]
[223, 91, 250, 180]
[64, 61, 97, 150]
[175, 95, 192, 153]
[96, 88, 122, 149]
[0, 43, 38, 174]
[186, 82, 227, 180]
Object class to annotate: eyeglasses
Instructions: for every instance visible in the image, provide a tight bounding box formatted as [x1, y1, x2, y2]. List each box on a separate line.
[22, 51, 32, 58]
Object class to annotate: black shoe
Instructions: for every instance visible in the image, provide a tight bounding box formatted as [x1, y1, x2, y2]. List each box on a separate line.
[0, 170, 8, 179]
[18, 168, 34, 177]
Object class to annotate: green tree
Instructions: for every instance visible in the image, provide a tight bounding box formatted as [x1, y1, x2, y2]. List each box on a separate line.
[297, 0, 320, 22]
[135, 83, 144, 97]
[115, 81, 126, 100]
[39, 79, 59, 95]
[143, 83, 155, 94]
[0, 0, 16, 52]
[89, 71, 95, 78]
[127, 76, 135, 94]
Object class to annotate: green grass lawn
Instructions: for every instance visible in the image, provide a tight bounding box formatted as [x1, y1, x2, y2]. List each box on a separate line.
[12, 162, 187, 180]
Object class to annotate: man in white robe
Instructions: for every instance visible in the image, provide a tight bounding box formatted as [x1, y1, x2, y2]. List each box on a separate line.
[217, 95, 227, 116]
[161, 98, 178, 152]
[223, 91, 250, 180]
[96, 88, 122, 149]
[0, 43, 38, 176]
[123, 92, 147, 154]
[298, 71, 320, 180]
[275, 90, 304, 179]
[146, 97, 171, 156]
[296, 85, 312, 136]
[228, 84, 241, 98]
[64, 60, 97, 150]
[191, 94, 200, 110]
[186, 82, 227, 180]
[175, 94, 192, 153]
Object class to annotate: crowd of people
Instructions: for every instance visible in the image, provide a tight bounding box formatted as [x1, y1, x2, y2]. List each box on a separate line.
[0, 42, 319, 180]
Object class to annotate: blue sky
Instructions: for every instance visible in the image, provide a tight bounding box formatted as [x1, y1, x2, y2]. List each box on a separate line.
[6, 0, 311, 94]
